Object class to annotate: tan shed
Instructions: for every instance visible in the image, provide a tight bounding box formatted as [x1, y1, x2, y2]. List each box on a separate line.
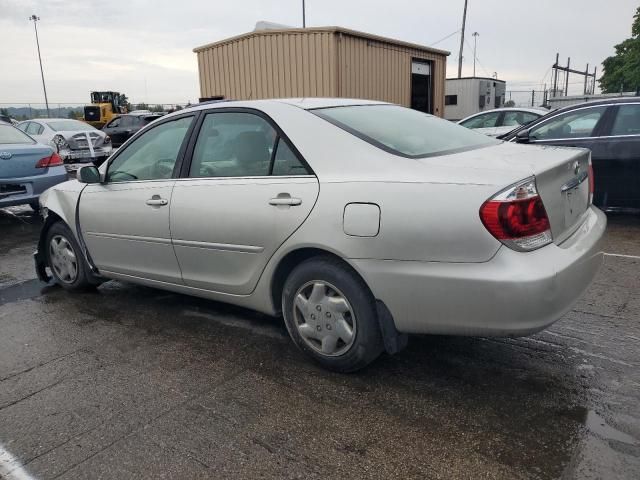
[194, 26, 449, 117]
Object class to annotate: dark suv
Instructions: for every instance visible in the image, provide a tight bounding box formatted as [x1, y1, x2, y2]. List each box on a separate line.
[501, 97, 640, 212]
[102, 113, 162, 147]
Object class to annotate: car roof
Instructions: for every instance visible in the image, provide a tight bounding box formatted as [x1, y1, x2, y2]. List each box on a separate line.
[500, 96, 640, 140]
[460, 107, 548, 121]
[178, 98, 388, 115]
[25, 118, 82, 123]
[552, 96, 640, 109]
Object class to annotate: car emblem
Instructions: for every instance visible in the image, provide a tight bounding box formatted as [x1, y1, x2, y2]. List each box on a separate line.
[573, 161, 580, 176]
[0, 151, 12, 160]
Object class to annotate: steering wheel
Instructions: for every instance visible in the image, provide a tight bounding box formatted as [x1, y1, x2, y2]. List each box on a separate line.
[153, 158, 175, 178]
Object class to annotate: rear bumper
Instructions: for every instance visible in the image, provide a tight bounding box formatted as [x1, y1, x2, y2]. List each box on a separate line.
[0, 167, 68, 208]
[352, 206, 607, 336]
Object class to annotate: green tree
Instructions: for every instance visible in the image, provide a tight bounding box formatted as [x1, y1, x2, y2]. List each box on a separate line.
[0, 108, 8, 116]
[599, 7, 640, 93]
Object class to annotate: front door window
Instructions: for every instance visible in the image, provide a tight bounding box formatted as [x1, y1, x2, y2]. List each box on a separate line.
[107, 116, 193, 182]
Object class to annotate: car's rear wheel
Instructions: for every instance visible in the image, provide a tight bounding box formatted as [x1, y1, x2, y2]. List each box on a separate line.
[282, 257, 384, 372]
[46, 222, 94, 290]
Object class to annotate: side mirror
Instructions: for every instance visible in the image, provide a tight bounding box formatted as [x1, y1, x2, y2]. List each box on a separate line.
[515, 129, 530, 143]
[77, 165, 101, 184]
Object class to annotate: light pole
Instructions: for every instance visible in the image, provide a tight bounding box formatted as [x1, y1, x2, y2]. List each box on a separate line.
[457, 0, 468, 78]
[472, 32, 479, 77]
[29, 14, 50, 118]
[302, 0, 306, 28]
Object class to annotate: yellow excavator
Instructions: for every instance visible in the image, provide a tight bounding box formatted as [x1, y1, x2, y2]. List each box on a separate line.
[83, 91, 127, 129]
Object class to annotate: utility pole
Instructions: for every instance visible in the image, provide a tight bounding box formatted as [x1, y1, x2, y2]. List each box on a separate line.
[457, 0, 468, 78]
[302, 0, 306, 28]
[29, 14, 50, 118]
[472, 32, 479, 77]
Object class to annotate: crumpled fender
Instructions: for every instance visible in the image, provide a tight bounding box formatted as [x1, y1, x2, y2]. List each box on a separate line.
[38, 179, 85, 239]
[35, 179, 101, 282]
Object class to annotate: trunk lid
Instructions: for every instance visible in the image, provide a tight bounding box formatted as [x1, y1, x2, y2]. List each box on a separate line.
[0, 144, 54, 178]
[417, 142, 591, 244]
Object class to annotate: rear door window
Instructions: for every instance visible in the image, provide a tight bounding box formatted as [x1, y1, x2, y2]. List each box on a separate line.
[529, 106, 607, 140]
[27, 122, 43, 135]
[611, 104, 640, 136]
[460, 111, 501, 129]
[503, 111, 540, 127]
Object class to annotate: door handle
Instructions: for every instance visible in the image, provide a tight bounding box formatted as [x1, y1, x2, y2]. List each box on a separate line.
[146, 197, 168, 206]
[269, 195, 302, 206]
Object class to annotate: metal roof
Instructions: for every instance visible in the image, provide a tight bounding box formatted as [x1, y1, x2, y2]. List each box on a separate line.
[193, 26, 450, 56]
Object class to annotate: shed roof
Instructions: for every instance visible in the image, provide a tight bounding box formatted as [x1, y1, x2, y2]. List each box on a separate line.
[193, 26, 450, 56]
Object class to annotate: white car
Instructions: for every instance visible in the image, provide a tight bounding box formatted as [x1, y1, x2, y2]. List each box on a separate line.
[458, 107, 549, 137]
[17, 118, 112, 166]
[36, 98, 605, 372]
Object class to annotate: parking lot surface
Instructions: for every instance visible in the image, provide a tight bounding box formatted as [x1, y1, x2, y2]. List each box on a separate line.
[0, 207, 639, 479]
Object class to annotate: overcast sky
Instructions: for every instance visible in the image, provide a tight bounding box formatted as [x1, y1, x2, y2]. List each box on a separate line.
[1, 0, 637, 106]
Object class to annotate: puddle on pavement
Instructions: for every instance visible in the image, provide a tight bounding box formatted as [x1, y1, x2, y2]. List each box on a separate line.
[0, 278, 55, 306]
[586, 410, 638, 445]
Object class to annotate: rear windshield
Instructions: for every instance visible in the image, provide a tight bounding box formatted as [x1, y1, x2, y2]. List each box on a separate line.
[47, 120, 94, 132]
[313, 104, 498, 158]
[0, 123, 35, 145]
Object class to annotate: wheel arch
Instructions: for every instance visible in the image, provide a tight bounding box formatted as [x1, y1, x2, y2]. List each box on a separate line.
[269, 246, 407, 355]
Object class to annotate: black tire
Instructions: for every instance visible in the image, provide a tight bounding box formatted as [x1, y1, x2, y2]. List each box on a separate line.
[282, 256, 384, 372]
[29, 201, 40, 213]
[45, 221, 95, 290]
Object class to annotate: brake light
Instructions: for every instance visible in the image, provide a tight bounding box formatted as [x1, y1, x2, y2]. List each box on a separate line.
[35, 152, 63, 168]
[588, 158, 594, 204]
[479, 177, 552, 252]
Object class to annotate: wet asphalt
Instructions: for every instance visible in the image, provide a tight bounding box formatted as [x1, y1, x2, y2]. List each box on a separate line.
[0, 206, 638, 479]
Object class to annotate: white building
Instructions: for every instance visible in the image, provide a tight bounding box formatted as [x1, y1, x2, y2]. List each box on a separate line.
[444, 77, 506, 121]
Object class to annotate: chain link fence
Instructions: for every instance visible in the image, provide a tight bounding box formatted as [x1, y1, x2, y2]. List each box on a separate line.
[504, 90, 548, 108]
[0, 103, 192, 121]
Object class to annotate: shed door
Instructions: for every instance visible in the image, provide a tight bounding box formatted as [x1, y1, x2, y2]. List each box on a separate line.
[410, 60, 432, 113]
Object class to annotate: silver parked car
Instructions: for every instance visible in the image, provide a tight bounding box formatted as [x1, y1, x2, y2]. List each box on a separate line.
[17, 118, 112, 167]
[0, 123, 67, 211]
[458, 107, 548, 137]
[35, 98, 606, 371]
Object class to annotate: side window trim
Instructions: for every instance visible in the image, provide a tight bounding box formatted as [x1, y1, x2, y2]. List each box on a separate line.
[269, 136, 281, 176]
[103, 112, 200, 182]
[179, 107, 314, 179]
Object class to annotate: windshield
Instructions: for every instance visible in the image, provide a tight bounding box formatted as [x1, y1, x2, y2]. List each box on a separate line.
[47, 120, 95, 132]
[0, 124, 35, 144]
[313, 105, 498, 158]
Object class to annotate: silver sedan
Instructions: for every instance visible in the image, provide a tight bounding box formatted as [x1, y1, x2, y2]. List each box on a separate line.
[35, 98, 606, 371]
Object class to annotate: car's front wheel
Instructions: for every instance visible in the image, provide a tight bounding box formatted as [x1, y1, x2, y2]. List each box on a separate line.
[46, 222, 95, 290]
[282, 257, 384, 372]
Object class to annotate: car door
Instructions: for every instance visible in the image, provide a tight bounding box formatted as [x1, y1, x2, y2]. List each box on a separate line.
[525, 105, 611, 208]
[79, 114, 197, 283]
[170, 109, 319, 294]
[596, 103, 640, 210]
[102, 117, 124, 146]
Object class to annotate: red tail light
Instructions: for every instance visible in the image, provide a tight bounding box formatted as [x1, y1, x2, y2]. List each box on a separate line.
[35, 152, 63, 168]
[480, 178, 552, 252]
